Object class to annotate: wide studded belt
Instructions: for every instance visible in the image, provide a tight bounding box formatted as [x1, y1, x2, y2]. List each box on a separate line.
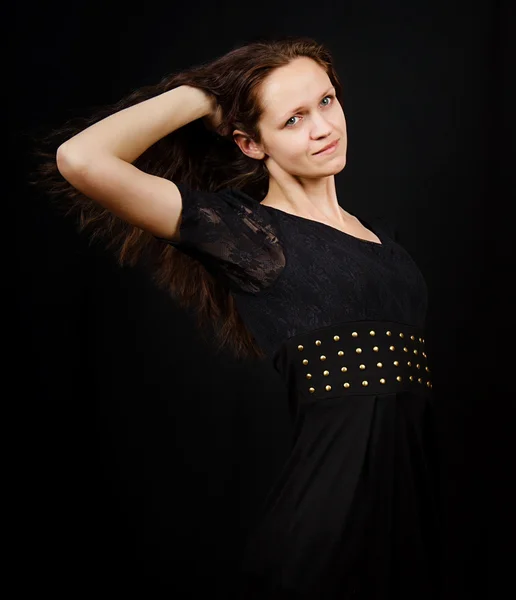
[273, 320, 433, 403]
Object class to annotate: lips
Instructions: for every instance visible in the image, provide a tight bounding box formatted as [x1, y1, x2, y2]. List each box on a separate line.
[314, 139, 339, 155]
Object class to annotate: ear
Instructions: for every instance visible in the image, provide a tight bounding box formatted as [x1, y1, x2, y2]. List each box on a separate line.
[233, 129, 266, 160]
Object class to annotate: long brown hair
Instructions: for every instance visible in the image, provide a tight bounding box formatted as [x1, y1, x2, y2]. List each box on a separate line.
[29, 36, 342, 360]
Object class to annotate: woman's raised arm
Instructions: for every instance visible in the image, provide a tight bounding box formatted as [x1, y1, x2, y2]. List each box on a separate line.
[55, 85, 216, 240]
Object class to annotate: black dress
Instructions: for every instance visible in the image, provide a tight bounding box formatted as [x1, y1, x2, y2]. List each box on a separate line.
[156, 184, 443, 600]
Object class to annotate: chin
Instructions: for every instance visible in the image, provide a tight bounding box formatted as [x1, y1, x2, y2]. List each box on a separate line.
[296, 155, 347, 178]
[333, 156, 347, 173]
[320, 156, 347, 176]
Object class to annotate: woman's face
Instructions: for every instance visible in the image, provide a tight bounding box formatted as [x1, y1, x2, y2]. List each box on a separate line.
[254, 57, 347, 178]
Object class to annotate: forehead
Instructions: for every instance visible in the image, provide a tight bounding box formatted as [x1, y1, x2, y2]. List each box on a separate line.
[259, 57, 331, 119]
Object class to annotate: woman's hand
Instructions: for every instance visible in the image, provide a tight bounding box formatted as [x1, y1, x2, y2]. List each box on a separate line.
[202, 97, 223, 133]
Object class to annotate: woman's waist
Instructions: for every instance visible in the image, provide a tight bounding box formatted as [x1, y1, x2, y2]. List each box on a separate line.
[273, 320, 432, 404]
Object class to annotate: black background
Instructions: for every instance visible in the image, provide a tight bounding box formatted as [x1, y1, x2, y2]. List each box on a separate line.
[12, 0, 514, 597]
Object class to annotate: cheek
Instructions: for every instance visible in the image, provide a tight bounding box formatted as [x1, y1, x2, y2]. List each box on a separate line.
[267, 133, 314, 168]
[271, 137, 305, 163]
[291, 137, 310, 159]
[338, 109, 347, 131]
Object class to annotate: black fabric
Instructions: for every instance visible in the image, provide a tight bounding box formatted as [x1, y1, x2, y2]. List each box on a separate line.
[155, 184, 286, 294]
[156, 184, 428, 360]
[239, 322, 441, 600]
[155, 185, 442, 599]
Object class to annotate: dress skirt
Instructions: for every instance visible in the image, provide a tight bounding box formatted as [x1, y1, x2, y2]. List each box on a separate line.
[237, 320, 443, 600]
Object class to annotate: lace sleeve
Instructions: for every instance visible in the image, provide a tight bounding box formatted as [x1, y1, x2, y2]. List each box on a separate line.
[155, 184, 285, 294]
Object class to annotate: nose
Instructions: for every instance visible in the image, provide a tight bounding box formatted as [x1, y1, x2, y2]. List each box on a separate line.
[310, 112, 332, 139]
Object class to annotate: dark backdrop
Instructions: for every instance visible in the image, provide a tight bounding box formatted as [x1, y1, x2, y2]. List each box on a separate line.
[12, 0, 513, 597]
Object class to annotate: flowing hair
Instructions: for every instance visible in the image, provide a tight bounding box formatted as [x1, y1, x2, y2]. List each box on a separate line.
[29, 36, 342, 360]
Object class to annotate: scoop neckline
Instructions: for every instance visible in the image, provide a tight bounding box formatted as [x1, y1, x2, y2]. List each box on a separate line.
[260, 203, 385, 247]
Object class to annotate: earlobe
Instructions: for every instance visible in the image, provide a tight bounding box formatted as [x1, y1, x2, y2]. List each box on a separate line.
[233, 130, 265, 160]
[248, 146, 266, 160]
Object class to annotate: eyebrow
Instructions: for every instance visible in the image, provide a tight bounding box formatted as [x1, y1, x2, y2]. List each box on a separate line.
[278, 86, 336, 123]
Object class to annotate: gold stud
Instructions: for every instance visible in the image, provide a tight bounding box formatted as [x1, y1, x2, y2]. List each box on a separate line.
[373, 346, 379, 352]
[320, 355, 327, 361]
[418, 377, 423, 384]
[396, 375, 402, 382]
[409, 375, 414, 381]
[333, 335, 340, 342]
[323, 370, 329, 376]
[309, 387, 315, 393]
[369, 330, 376, 336]
[399, 332, 405, 339]
[343, 382, 350, 388]
[426, 381, 431, 387]
[389, 345, 395, 351]
[410, 335, 415, 341]
[302, 359, 309, 365]
[338, 350, 344, 357]
[359, 364, 366, 370]
[414, 349, 418, 355]
[352, 331, 358, 338]
[386, 330, 392, 336]
[362, 380, 369, 387]
[416, 364, 420, 369]
[407, 361, 412, 367]
[306, 373, 312, 379]
[403, 347, 408, 353]
[315, 340, 322, 346]
[380, 378, 386, 384]
[422, 352, 427, 358]
[325, 385, 332, 392]
[298, 345, 304, 351]
[393, 360, 399, 366]
[356, 348, 362, 354]
[377, 362, 383, 368]
[341, 366, 348, 373]
[425, 366, 430, 372]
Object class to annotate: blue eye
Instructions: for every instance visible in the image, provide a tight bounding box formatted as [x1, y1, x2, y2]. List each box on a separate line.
[284, 95, 334, 127]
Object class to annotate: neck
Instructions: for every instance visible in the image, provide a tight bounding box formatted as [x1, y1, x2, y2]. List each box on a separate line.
[263, 175, 347, 222]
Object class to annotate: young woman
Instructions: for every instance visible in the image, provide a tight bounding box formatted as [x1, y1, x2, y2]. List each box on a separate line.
[33, 37, 442, 599]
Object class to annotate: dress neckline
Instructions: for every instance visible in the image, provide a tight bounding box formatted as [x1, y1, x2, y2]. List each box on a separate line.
[260, 203, 385, 247]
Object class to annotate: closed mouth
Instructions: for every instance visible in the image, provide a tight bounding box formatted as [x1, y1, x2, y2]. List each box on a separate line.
[314, 140, 339, 154]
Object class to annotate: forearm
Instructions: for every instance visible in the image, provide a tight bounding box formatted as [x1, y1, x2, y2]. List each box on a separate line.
[57, 85, 213, 164]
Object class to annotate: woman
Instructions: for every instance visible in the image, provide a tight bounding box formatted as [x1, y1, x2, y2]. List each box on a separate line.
[32, 37, 442, 599]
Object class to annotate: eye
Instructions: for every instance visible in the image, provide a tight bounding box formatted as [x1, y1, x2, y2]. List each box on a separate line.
[285, 116, 299, 127]
[284, 95, 335, 128]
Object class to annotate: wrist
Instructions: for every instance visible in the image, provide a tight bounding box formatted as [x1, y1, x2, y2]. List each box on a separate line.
[180, 85, 215, 119]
